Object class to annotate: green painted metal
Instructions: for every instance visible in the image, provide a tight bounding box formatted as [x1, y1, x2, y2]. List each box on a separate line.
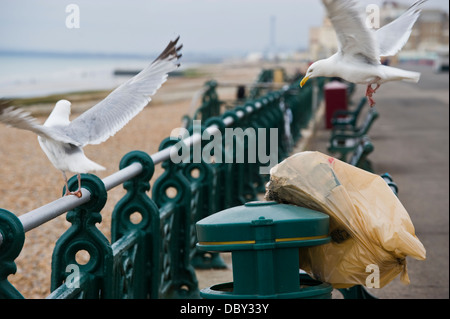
[151, 138, 200, 298]
[111, 150, 160, 298]
[0, 67, 330, 299]
[193, 80, 223, 122]
[328, 108, 379, 161]
[185, 123, 228, 269]
[381, 173, 399, 196]
[331, 97, 368, 130]
[240, 103, 268, 193]
[0, 209, 25, 299]
[348, 135, 374, 172]
[221, 108, 258, 206]
[249, 69, 273, 99]
[50, 173, 112, 298]
[248, 68, 287, 100]
[196, 201, 333, 299]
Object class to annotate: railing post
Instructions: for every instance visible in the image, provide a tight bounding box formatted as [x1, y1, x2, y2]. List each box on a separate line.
[184, 122, 227, 270]
[111, 150, 160, 298]
[0, 209, 25, 299]
[50, 174, 112, 298]
[284, 84, 303, 142]
[242, 102, 265, 193]
[152, 137, 199, 298]
[220, 110, 247, 206]
[252, 97, 277, 183]
[267, 91, 288, 162]
[193, 80, 222, 121]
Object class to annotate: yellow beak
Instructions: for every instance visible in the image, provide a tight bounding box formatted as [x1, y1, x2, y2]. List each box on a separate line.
[300, 76, 310, 88]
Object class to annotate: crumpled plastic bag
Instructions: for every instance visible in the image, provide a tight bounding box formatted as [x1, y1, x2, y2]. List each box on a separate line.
[265, 151, 426, 289]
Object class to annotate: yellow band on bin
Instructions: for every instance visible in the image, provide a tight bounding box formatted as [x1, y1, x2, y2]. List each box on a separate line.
[199, 234, 328, 246]
[199, 240, 256, 246]
[275, 234, 328, 242]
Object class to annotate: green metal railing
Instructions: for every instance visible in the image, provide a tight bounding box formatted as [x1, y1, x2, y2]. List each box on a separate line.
[0, 72, 325, 299]
[192, 80, 223, 121]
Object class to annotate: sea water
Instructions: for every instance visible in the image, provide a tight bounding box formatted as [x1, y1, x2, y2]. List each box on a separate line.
[0, 52, 153, 99]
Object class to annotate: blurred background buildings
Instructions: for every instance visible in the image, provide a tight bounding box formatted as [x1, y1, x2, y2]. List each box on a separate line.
[308, 1, 449, 70]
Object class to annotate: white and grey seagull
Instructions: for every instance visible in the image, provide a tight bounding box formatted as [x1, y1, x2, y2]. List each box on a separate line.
[0, 37, 182, 197]
[300, 0, 427, 106]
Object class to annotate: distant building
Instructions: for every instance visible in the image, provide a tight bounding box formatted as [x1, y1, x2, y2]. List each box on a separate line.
[309, 17, 338, 60]
[381, 1, 449, 52]
[308, 1, 449, 61]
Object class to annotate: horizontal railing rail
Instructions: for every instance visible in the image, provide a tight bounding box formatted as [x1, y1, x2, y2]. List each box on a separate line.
[0, 111, 249, 247]
[0, 72, 325, 299]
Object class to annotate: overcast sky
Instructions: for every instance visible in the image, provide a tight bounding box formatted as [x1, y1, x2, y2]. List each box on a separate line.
[0, 0, 448, 57]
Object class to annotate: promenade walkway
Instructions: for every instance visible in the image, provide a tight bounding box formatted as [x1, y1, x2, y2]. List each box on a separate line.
[196, 64, 449, 299]
[307, 64, 449, 299]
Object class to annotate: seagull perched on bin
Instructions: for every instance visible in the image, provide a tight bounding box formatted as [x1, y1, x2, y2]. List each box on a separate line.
[0, 37, 182, 198]
[300, 0, 427, 107]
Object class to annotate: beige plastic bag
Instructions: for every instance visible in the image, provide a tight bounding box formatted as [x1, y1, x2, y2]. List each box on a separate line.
[265, 151, 426, 289]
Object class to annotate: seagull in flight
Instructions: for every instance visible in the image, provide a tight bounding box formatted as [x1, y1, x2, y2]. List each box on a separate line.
[300, 0, 426, 106]
[0, 37, 182, 197]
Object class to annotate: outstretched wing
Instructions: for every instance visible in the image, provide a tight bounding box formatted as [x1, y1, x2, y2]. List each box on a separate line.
[322, 0, 380, 64]
[66, 36, 182, 146]
[376, 0, 427, 57]
[0, 105, 80, 145]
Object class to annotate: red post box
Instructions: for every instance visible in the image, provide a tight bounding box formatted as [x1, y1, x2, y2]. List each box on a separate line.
[324, 81, 348, 129]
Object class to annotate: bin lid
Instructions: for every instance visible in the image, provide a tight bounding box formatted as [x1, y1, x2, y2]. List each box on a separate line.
[324, 81, 348, 90]
[196, 201, 330, 251]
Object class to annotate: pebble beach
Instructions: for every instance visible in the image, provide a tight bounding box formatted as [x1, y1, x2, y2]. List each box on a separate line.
[0, 60, 303, 298]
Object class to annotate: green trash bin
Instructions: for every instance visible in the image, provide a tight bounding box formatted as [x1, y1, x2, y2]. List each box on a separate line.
[196, 201, 333, 299]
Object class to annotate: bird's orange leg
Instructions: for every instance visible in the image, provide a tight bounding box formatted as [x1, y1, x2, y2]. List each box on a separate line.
[365, 84, 378, 107]
[73, 174, 82, 198]
[373, 83, 381, 93]
[62, 171, 70, 196]
[62, 172, 82, 198]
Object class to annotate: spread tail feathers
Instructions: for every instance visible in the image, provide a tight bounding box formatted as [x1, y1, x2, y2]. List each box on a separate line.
[401, 70, 421, 83]
[383, 65, 421, 83]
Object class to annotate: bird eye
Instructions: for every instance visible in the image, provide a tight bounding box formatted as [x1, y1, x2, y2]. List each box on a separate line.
[309, 68, 314, 73]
